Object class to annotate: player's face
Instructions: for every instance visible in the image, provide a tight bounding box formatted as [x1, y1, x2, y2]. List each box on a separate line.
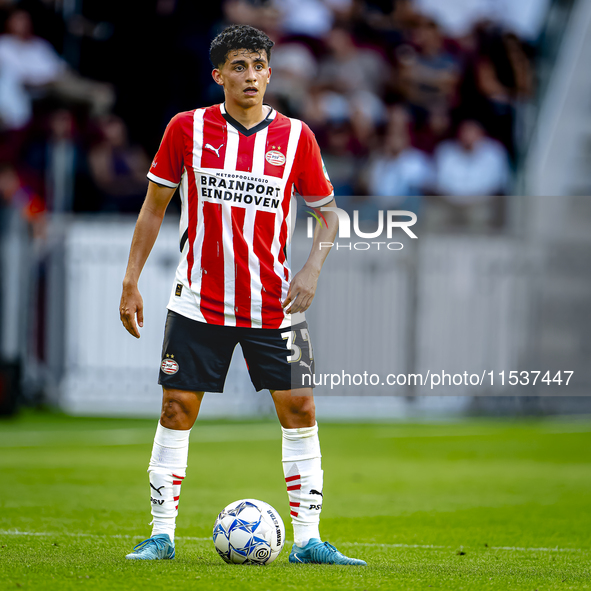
[213, 49, 271, 109]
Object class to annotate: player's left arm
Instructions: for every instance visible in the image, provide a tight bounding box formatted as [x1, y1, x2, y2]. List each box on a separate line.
[282, 200, 338, 314]
[283, 123, 338, 314]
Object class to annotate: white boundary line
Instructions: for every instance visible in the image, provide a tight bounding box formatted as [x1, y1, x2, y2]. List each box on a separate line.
[341, 541, 582, 553]
[3, 425, 589, 448]
[0, 531, 583, 553]
[0, 426, 280, 448]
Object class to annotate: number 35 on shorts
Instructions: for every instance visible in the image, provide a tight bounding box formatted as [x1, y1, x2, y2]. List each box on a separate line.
[281, 327, 314, 364]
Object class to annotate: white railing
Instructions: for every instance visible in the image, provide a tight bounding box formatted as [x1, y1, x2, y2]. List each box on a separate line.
[51, 218, 534, 417]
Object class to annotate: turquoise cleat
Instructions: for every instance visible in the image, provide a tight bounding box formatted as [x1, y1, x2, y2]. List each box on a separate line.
[125, 533, 175, 560]
[289, 538, 366, 566]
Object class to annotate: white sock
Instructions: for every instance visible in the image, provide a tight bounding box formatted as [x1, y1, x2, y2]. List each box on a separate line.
[148, 421, 191, 542]
[282, 422, 323, 548]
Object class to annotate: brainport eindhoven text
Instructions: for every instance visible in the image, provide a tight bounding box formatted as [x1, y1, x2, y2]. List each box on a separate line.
[308, 208, 417, 250]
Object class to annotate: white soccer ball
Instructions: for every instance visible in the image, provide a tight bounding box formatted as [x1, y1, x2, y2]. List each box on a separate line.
[212, 499, 285, 565]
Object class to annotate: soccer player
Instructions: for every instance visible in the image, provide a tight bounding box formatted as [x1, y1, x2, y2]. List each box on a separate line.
[120, 25, 365, 566]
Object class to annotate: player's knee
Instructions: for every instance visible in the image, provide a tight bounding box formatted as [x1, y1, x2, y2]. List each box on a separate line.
[302, 403, 316, 425]
[160, 392, 193, 426]
[287, 396, 316, 426]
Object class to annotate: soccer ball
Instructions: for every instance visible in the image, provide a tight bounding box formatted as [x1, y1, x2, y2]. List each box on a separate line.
[212, 499, 285, 564]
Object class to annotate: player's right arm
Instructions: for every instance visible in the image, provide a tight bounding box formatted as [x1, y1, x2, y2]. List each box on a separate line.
[121, 112, 186, 338]
[120, 181, 176, 338]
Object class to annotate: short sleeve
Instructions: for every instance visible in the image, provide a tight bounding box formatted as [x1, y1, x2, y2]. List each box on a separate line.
[147, 112, 187, 188]
[294, 123, 334, 207]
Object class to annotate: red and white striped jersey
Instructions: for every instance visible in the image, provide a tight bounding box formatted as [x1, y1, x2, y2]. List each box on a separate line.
[147, 103, 334, 329]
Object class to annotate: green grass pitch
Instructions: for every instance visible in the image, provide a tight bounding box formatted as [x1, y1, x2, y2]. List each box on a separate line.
[1, 411, 590, 590]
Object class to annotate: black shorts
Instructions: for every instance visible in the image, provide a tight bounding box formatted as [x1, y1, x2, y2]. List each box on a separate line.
[158, 311, 315, 393]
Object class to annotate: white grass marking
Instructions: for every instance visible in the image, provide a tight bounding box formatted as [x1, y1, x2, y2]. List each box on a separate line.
[341, 541, 582, 553]
[0, 531, 583, 553]
[342, 542, 448, 549]
[376, 431, 494, 439]
[376, 426, 591, 439]
[486, 546, 582, 553]
[539, 425, 591, 434]
[0, 425, 279, 448]
[2, 423, 590, 448]
[0, 531, 215, 545]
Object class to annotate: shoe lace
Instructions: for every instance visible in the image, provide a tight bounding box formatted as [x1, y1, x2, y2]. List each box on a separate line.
[132, 536, 168, 553]
[321, 542, 337, 553]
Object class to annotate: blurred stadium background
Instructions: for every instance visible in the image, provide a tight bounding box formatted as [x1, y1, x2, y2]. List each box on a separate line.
[1, 0, 591, 419]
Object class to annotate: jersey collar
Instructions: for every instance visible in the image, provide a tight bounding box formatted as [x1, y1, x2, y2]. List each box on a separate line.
[220, 103, 276, 137]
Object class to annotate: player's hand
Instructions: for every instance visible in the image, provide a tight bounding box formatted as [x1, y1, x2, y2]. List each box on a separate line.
[282, 266, 320, 314]
[120, 281, 144, 338]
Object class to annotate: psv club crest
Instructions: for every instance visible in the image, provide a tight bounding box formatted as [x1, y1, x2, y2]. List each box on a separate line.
[265, 150, 286, 166]
[161, 356, 179, 375]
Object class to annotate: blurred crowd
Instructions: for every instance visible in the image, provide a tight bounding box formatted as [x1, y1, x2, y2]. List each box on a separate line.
[0, 0, 544, 234]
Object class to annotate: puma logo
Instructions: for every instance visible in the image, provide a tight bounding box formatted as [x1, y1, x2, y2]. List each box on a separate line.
[299, 360, 312, 372]
[150, 483, 165, 496]
[205, 142, 224, 157]
[310, 489, 323, 497]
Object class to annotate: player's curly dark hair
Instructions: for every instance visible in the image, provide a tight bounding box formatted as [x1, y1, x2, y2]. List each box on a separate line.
[209, 25, 274, 68]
